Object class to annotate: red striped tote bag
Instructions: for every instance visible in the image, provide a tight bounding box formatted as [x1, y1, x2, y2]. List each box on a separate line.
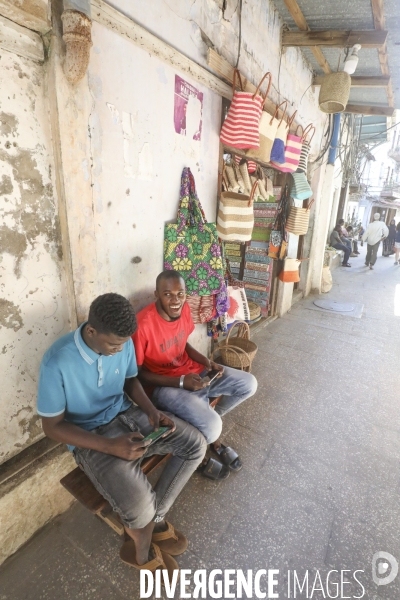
[220, 70, 272, 150]
[272, 119, 310, 173]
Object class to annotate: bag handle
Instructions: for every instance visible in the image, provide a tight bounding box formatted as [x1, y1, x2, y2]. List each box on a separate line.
[248, 180, 259, 207]
[269, 99, 288, 126]
[303, 124, 315, 142]
[306, 198, 315, 211]
[226, 320, 250, 343]
[253, 72, 272, 106]
[295, 124, 304, 137]
[286, 110, 297, 131]
[232, 68, 244, 92]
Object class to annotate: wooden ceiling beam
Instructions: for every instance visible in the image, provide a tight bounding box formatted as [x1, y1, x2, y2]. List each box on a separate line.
[283, 0, 331, 74]
[345, 104, 394, 116]
[283, 29, 387, 48]
[313, 74, 391, 87]
[370, 0, 394, 107]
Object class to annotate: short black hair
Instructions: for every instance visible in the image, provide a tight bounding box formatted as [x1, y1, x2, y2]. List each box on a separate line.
[338, 219, 345, 225]
[156, 270, 185, 291]
[88, 293, 137, 337]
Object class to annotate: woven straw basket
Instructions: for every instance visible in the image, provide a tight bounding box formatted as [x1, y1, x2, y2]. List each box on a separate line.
[248, 301, 261, 321]
[286, 200, 314, 236]
[318, 72, 351, 114]
[213, 321, 258, 372]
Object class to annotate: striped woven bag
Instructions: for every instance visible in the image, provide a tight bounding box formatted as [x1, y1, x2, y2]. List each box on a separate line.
[296, 125, 315, 174]
[217, 181, 258, 242]
[220, 70, 272, 150]
[271, 120, 311, 173]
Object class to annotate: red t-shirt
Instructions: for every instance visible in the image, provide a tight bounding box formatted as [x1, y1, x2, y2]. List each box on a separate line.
[133, 302, 204, 377]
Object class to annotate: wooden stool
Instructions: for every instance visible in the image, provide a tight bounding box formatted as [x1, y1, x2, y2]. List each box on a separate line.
[60, 396, 223, 534]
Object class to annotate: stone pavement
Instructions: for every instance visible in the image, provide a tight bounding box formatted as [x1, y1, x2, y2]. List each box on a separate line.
[2, 244, 400, 599]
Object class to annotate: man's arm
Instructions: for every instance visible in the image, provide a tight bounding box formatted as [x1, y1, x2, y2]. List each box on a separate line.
[123, 376, 176, 431]
[42, 412, 150, 460]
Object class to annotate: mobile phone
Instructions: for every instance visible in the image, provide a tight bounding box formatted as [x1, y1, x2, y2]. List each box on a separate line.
[142, 426, 172, 445]
[207, 369, 221, 384]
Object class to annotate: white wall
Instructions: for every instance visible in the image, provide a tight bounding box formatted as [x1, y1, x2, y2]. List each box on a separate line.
[0, 50, 70, 463]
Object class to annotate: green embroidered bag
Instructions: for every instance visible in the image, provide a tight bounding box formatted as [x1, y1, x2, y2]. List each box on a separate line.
[164, 168, 224, 296]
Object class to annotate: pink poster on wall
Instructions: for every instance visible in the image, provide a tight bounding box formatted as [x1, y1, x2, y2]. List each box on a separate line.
[174, 75, 203, 141]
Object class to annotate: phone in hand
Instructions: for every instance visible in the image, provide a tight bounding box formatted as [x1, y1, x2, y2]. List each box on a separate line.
[204, 369, 221, 385]
[142, 426, 172, 446]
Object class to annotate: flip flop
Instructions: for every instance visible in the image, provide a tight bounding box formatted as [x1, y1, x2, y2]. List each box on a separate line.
[211, 444, 242, 471]
[197, 457, 230, 480]
[120, 540, 179, 586]
[152, 521, 188, 556]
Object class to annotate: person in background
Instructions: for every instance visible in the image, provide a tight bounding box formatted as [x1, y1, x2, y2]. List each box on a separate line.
[394, 222, 400, 265]
[362, 213, 389, 270]
[383, 218, 396, 257]
[346, 225, 360, 256]
[330, 225, 351, 267]
[338, 219, 352, 254]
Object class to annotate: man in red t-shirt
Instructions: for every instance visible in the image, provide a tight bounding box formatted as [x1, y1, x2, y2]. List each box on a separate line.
[133, 270, 258, 480]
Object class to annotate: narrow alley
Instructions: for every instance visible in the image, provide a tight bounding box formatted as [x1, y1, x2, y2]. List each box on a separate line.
[1, 245, 400, 599]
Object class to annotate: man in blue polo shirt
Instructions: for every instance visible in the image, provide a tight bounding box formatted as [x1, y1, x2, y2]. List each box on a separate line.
[37, 293, 206, 580]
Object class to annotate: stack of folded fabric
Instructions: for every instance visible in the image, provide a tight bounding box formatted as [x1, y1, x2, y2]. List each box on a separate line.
[224, 242, 242, 276]
[251, 186, 280, 244]
[243, 242, 273, 316]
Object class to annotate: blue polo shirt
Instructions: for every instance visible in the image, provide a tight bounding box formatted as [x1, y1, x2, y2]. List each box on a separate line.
[37, 323, 138, 443]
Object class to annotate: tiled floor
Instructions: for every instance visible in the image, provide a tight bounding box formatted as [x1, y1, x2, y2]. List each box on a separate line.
[2, 246, 400, 599]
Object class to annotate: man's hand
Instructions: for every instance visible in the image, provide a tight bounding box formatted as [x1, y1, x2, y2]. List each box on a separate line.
[148, 409, 176, 434]
[184, 373, 209, 391]
[108, 432, 150, 461]
[208, 361, 224, 379]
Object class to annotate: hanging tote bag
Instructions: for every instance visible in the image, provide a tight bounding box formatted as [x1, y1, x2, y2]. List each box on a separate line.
[217, 181, 258, 242]
[296, 125, 315, 174]
[286, 199, 315, 236]
[164, 168, 225, 296]
[225, 261, 250, 325]
[272, 119, 308, 174]
[268, 184, 290, 258]
[278, 258, 302, 283]
[246, 100, 286, 163]
[269, 103, 290, 164]
[291, 172, 313, 201]
[220, 70, 272, 149]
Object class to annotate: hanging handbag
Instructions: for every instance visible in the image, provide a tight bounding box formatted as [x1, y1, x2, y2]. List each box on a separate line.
[246, 100, 287, 163]
[296, 125, 315, 174]
[291, 172, 313, 201]
[220, 70, 272, 149]
[268, 184, 290, 258]
[225, 261, 250, 324]
[278, 258, 302, 283]
[164, 167, 224, 296]
[217, 181, 258, 242]
[285, 199, 315, 236]
[269, 103, 290, 164]
[272, 118, 310, 174]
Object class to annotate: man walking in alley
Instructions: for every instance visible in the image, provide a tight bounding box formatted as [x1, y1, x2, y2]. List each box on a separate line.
[37, 293, 206, 580]
[363, 213, 389, 270]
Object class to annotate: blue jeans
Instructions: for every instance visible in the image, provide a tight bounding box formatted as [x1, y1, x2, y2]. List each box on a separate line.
[152, 366, 258, 444]
[332, 243, 350, 265]
[73, 405, 206, 529]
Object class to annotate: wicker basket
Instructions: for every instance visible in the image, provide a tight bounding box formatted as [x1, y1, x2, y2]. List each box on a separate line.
[214, 321, 258, 372]
[248, 301, 261, 321]
[318, 72, 351, 114]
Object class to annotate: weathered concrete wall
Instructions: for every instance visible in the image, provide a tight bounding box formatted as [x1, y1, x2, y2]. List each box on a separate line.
[0, 447, 75, 565]
[0, 49, 70, 463]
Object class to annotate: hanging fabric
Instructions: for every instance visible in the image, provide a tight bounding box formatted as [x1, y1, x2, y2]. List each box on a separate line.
[296, 125, 315, 174]
[186, 295, 216, 324]
[217, 181, 258, 242]
[164, 167, 225, 296]
[246, 100, 287, 164]
[220, 70, 272, 149]
[268, 184, 290, 259]
[225, 260, 250, 324]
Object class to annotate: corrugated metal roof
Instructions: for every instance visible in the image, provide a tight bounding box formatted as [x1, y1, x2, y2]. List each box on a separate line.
[273, 0, 400, 109]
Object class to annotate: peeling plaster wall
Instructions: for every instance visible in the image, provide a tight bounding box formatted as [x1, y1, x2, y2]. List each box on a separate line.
[0, 50, 70, 463]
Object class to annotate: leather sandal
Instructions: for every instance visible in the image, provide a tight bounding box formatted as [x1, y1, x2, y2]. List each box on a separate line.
[211, 443, 242, 472]
[197, 457, 230, 480]
[120, 541, 179, 585]
[152, 521, 188, 556]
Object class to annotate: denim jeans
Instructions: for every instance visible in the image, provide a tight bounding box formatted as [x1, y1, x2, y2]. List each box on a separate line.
[332, 243, 350, 265]
[73, 405, 206, 529]
[152, 366, 258, 444]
